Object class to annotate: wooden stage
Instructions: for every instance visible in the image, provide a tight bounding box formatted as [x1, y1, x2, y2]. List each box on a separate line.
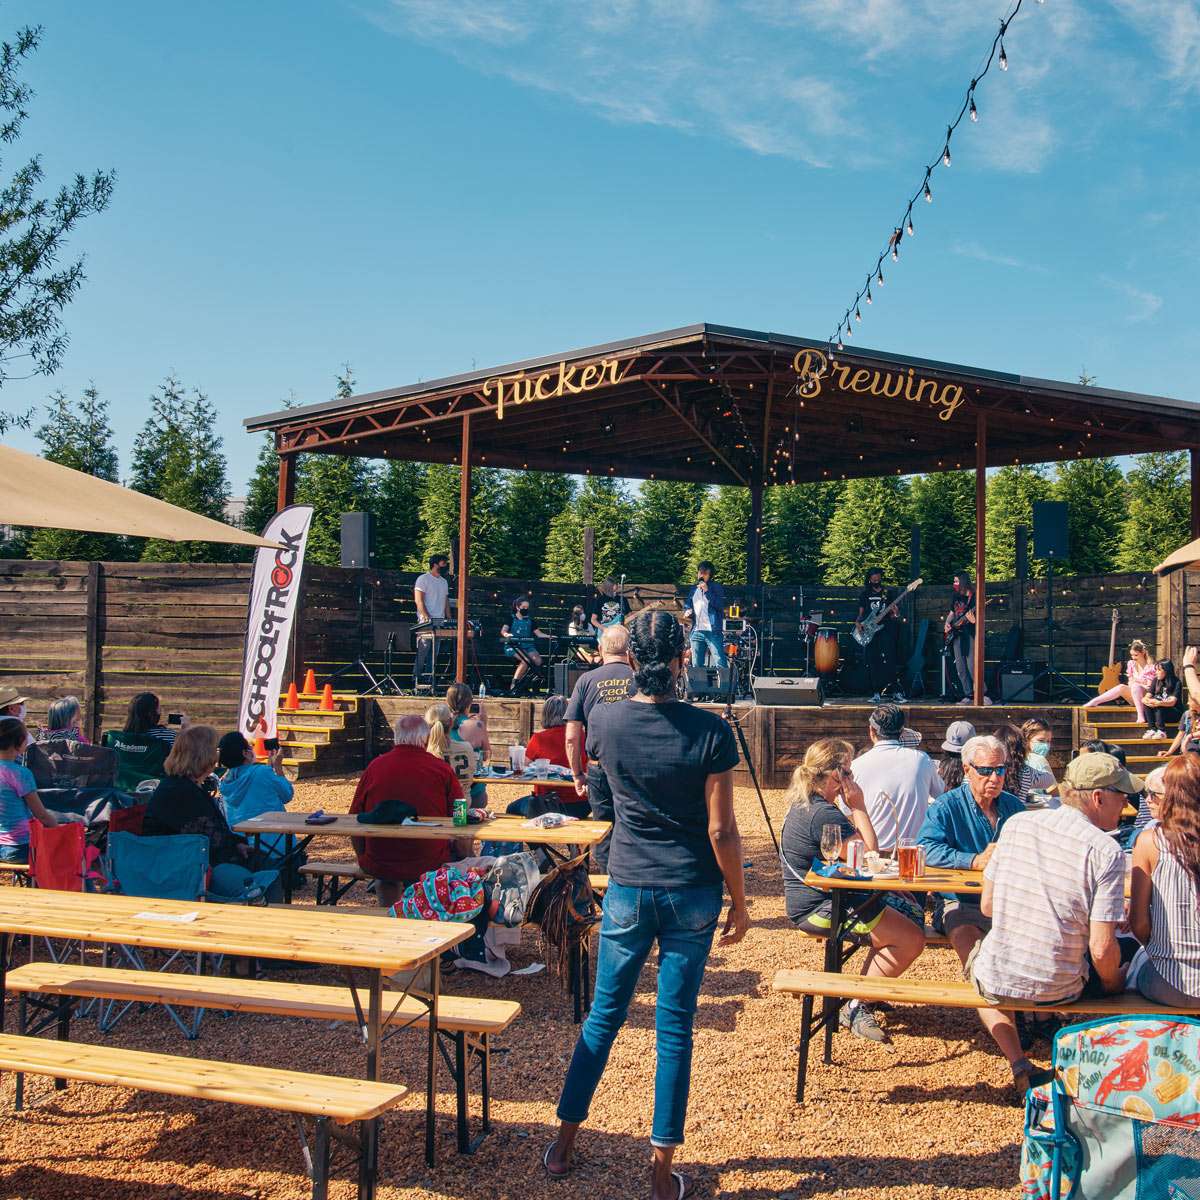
[365, 696, 1078, 792]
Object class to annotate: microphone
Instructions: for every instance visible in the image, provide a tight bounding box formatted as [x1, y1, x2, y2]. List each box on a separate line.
[620, 573, 626, 584]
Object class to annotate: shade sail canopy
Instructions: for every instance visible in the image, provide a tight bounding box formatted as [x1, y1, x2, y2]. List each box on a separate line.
[1156, 537, 1200, 577]
[0, 444, 282, 548]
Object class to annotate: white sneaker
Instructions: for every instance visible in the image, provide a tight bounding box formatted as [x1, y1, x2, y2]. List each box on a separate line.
[1156, 730, 1170, 740]
[959, 697, 972, 705]
[983, 697, 994, 706]
[1143, 730, 1156, 740]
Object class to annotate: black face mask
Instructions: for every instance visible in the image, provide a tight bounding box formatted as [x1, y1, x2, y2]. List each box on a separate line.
[519, 609, 529, 617]
[869, 581, 882, 591]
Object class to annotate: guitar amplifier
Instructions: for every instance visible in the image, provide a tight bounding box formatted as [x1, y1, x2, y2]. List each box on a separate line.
[551, 663, 590, 697]
[752, 675, 824, 707]
[1000, 662, 1036, 702]
[686, 666, 731, 699]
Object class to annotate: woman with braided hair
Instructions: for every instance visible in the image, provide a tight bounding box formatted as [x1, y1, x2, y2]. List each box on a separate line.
[545, 608, 749, 1200]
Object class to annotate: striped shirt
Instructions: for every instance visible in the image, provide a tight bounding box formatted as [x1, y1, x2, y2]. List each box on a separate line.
[973, 806, 1126, 1003]
[1146, 827, 1200, 1000]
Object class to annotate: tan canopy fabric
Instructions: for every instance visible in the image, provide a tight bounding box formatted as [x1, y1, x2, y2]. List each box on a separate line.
[0, 443, 281, 548]
[1156, 537, 1200, 577]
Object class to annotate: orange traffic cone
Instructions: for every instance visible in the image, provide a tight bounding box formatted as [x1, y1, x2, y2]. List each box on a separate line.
[284, 682, 299, 711]
[302, 669, 317, 695]
[320, 683, 335, 711]
[253, 736, 267, 761]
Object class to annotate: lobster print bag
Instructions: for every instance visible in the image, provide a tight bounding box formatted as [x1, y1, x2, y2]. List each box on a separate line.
[1021, 1015, 1200, 1199]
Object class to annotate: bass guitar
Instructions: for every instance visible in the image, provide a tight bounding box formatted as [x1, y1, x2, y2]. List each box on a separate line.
[943, 595, 995, 647]
[852, 578, 923, 648]
[1097, 608, 1121, 695]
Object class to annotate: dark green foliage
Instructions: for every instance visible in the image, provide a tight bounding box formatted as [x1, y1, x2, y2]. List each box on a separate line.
[241, 436, 283, 540]
[819, 475, 913, 586]
[543, 476, 635, 582]
[1051, 457, 1127, 575]
[1119, 451, 1191, 571]
[984, 465, 1052, 580]
[687, 486, 751, 584]
[375, 460, 427, 571]
[765, 480, 844, 583]
[495, 471, 575, 580]
[629, 480, 706, 582]
[910, 471, 976, 584]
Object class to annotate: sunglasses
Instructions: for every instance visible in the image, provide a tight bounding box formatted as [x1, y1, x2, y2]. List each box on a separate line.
[969, 764, 1007, 777]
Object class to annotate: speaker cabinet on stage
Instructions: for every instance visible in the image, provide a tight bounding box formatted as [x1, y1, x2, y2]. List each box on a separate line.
[1000, 662, 1036, 702]
[752, 675, 824, 707]
[551, 663, 589, 697]
[340, 512, 376, 568]
[686, 666, 731, 699]
[1032, 501, 1069, 561]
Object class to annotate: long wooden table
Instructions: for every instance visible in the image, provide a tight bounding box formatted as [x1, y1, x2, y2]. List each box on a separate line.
[0, 888, 473, 1166]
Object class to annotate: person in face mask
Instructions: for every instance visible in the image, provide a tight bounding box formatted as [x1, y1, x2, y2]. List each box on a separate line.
[502, 596, 550, 695]
[1021, 718, 1054, 775]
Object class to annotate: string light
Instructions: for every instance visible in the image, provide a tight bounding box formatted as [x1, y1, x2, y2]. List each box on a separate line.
[825, 0, 1037, 348]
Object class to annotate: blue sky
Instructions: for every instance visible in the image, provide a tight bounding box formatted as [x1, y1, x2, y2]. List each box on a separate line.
[3, 0, 1198, 491]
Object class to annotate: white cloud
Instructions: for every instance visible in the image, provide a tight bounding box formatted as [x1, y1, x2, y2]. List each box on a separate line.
[953, 241, 1042, 270]
[1108, 0, 1200, 92]
[1101, 274, 1165, 320]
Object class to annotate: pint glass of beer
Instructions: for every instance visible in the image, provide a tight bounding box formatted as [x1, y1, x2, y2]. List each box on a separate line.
[898, 837, 921, 883]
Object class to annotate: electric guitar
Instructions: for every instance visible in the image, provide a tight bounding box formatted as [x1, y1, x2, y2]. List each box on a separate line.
[1097, 608, 1121, 694]
[943, 594, 994, 646]
[852, 578, 923, 648]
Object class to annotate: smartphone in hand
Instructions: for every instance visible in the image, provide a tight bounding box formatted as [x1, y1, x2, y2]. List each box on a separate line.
[167, 713, 183, 725]
[264, 737, 280, 752]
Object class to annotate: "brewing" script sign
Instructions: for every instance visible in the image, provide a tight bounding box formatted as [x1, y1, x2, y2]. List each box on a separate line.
[793, 349, 967, 421]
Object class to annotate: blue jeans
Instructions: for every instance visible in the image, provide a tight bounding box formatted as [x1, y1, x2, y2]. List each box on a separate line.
[689, 629, 727, 669]
[556, 881, 723, 1147]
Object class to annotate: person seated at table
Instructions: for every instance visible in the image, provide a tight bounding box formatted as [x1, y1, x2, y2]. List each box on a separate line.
[993, 724, 1054, 804]
[425, 702, 477, 801]
[1129, 754, 1200, 1004]
[0, 717, 59, 864]
[143, 724, 282, 903]
[1021, 717, 1054, 775]
[215, 732, 295, 859]
[849, 703, 944, 848]
[938, 720, 974, 791]
[1161, 693, 1200, 758]
[964, 752, 1136, 1092]
[916, 733, 1023, 969]
[350, 715, 472, 910]
[445, 682, 490, 803]
[782, 737, 926, 1043]
[506, 695, 591, 820]
[502, 596, 551, 694]
[1142, 659, 1183, 740]
[103, 692, 191, 792]
[35, 695, 90, 744]
[568, 604, 600, 665]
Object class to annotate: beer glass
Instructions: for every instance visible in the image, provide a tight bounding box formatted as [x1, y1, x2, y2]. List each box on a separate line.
[820, 825, 843, 867]
[898, 837, 921, 883]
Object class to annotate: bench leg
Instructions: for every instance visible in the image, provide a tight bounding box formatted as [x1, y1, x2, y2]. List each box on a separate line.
[796, 993, 814, 1104]
[569, 941, 582, 1025]
[55, 995, 72, 1092]
[357, 1117, 378, 1200]
[310, 1116, 330, 1200]
[822, 891, 843, 1065]
[454, 1032, 469, 1154]
[479, 1033, 491, 1138]
[425, 956, 440, 1166]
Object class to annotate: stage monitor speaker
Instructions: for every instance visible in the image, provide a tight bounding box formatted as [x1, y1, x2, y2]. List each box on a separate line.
[1032, 501, 1069, 561]
[1000, 663, 1035, 702]
[752, 675, 823, 707]
[1015, 524, 1029, 580]
[551, 662, 589, 697]
[686, 666, 731, 698]
[340, 512, 376, 568]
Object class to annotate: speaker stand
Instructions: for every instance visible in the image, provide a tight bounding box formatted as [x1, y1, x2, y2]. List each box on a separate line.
[1005, 557, 1090, 704]
[328, 568, 383, 695]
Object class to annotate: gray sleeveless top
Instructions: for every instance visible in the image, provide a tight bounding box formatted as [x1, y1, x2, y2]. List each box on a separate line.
[1147, 827, 1200, 1000]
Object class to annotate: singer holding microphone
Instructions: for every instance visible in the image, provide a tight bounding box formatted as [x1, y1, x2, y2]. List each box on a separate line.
[683, 561, 726, 669]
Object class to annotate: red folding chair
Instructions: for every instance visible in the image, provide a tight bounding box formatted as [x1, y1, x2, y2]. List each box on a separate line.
[28, 822, 100, 964]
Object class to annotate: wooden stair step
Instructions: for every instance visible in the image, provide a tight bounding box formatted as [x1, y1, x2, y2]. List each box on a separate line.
[0, 1031, 406, 1123]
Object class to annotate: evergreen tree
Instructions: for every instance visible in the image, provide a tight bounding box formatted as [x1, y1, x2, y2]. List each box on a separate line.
[910, 470, 976, 585]
[414, 463, 506, 575]
[1118, 451, 1190, 571]
[1052, 457, 1126, 575]
[242, 436, 282, 538]
[687, 486, 752, 584]
[375, 459, 427, 571]
[542, 476, 635, 582]
[495, 471, 574, 580]
[27, 383, 125, 561]
[629, 480, 707, 582]
[764, 480, 844, 584]
[984, 464, 1052, 580]
[130, 376, 233, 563]
[820, 475, 913, 586]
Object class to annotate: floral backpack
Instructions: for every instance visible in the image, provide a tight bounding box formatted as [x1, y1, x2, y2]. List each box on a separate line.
[1021, 1015, 1200, 1199]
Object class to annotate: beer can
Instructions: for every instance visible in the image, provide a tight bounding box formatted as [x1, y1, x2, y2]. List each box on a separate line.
[846, 839, 865, 872]
[453, 798, 468, 827]
[916, 845, 927, 878]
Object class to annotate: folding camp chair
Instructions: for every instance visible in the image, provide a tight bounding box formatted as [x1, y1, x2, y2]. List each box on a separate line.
[27, 822, 97, 965]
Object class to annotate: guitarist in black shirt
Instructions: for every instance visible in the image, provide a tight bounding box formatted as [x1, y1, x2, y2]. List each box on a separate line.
[944, 571, 991, 705]
[855, 568, 905, 703]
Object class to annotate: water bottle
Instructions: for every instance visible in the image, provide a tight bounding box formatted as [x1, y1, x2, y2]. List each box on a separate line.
[478, 682, 487, 698]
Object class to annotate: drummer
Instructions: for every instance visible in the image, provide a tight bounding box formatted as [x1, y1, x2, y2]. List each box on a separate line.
[683, 561, 726, 669]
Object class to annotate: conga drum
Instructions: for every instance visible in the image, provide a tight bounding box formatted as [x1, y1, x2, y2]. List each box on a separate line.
[814, 627, 840, 676]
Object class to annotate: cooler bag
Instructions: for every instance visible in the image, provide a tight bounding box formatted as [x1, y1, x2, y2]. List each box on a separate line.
[1021, 1015, 1200, 1199]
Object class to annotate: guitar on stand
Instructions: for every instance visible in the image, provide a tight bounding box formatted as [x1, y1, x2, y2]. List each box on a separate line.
[1096, 608, 1121, 695]
[852, 578, 923, 647]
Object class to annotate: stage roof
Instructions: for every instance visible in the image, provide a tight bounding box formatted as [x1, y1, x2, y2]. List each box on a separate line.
[246, 324, 1200, 486]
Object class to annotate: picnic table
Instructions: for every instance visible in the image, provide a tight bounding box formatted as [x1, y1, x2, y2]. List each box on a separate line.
[0, 887, 472, 1170]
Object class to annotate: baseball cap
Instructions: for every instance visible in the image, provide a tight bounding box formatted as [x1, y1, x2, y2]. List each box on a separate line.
[1064, 752, 1143, 795]
[0, 686, 28, 709]
[899, 727, 923, 749]
[941, 720, 976, 753]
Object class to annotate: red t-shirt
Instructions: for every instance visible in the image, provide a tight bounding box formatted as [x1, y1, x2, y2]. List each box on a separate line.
[349, 744, 463, 882]
[524, 724, 584, 796]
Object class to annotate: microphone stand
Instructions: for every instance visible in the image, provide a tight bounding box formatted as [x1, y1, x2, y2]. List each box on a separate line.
[720, 646, 779, 857]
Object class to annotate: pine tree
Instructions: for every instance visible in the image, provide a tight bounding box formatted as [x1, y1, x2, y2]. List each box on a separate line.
[764, 480, 844, 584]
[375, 460, 427, 571]
[542, 476, 635, 582]
[1119, 451, 1190, 571]
[820, 475, 913, 586]
[242, 436, 282, 538]
[1052, 457, 1126, 575]
[27, 383, 125, 561]
[495, 471, 575, 580]
[910, 470, 976, 584]
[414, 463, 506, 575]
[687, 486, 751, 584]
[984, 464, 1052, 580]
[130, 377, 234, 563]
[629, 480, 707, 582]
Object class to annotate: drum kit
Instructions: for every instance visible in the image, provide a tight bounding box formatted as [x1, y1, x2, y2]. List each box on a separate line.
[799, 611, 840, 679]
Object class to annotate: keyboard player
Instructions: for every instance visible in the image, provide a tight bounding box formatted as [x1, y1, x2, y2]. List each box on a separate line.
[413, 553, 451, 690]
[568, 604, 600, 664]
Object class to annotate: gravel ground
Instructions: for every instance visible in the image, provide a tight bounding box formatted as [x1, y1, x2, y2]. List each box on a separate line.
[0, 778, 1031, 1200]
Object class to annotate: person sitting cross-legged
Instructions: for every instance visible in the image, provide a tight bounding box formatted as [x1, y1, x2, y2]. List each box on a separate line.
[962, 752, 1137, 1092]
[782, 737, 926, 1043]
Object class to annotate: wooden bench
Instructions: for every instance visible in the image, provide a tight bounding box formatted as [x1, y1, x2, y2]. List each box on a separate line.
[0, 1031, 406, 1199]
[300, 861, 372, 907]
[6, 961, 520, 1155]
[772, 968, 1200, 1102]
[588, 874, 609, 892]
[797, 924, 950, 946]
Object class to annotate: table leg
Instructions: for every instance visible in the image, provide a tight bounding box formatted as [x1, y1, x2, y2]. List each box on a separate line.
[282, 833, 293, 905]
[822, 889, 844, 1065]
[0, 931, 8, 1033]
[361, 968, 382, 1198]
[796, 993, 814, 1103]
[426, 954, 441, 1165]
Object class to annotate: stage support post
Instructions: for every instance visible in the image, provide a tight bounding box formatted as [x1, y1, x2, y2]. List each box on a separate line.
[974, 413, 987, 706]
[1191, 450, 1200, 541]
[583, 527, 594, 587]
[747, 482, 763, 587]
[456, 414, 472, 683]
[276, 447, 295, 512]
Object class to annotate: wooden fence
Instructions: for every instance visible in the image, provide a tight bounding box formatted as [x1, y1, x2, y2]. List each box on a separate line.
[0, 559, 1188, 745]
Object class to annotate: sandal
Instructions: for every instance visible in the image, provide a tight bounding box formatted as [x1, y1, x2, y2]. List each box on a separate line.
[543, 1140, 571, 1180]
[659, 1170, 694, 1200]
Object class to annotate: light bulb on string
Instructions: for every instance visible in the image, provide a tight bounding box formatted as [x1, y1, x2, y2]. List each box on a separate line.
[866, 286, 872, 304]
[924, 178, 932, 203]
[943, 128, 952, 167]
[877, 266, 884, 286]
[999, 38, 1007, 69]
[855, 306, 861, 322]
[969, 94, 978, 121]
[892, 241, 899, 262]
[906, 213, 914, 236]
